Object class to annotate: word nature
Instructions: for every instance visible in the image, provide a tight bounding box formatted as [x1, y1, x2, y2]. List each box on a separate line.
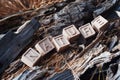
[21, 15, 108, 67]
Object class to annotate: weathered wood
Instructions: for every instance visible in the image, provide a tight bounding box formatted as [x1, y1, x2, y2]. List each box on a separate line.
[0, 34, 5, 40]
[3, 59, 24, 78]
[107, 63, 120, 80]
[49, 69, 74, 80]
[0, 0, 120, 79]
[0, 31, 16, 57]
[0, 18, 40, 74]
[93, 0, 119, 17]
[12, 66, 47, 80]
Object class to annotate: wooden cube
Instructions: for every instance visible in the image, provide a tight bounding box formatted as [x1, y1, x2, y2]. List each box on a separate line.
[63, 25, 80, 42]
[35, 37, 55, 55]
[79, 23, 96, 39]
[91, 15, 108, 31]
[52, 35, 70, 52]
[21, 48, 41, 67]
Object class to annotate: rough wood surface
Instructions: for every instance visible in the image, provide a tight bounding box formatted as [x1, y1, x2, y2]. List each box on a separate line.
[0, 31, 16, 57]
[0, 18, 40, 74]
[0, 0, 120, 80]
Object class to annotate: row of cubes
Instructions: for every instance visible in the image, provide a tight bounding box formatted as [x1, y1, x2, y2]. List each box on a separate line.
[21, 15, 108, 67]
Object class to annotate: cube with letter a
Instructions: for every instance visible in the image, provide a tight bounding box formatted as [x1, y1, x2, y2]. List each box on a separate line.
[91, 15, 108, 31]
[35, 37, 55, 55]
[52, 35, 70, 52]
[79, 23, 96, 39]
[63, 25, 80, 42]
[21, 48, 41, 67]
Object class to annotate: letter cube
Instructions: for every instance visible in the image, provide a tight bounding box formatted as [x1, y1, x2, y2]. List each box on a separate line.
[21, 48, 41, 67]
[63, 25, 80, 42]
[52, 35, 70, 52]
[79, 23, 96, 39]
[91, 15, 108, 31]
[35, 37, 55, 55]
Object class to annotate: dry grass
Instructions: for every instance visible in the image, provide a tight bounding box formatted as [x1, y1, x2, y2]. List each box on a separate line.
[0, 0, 63, 18]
